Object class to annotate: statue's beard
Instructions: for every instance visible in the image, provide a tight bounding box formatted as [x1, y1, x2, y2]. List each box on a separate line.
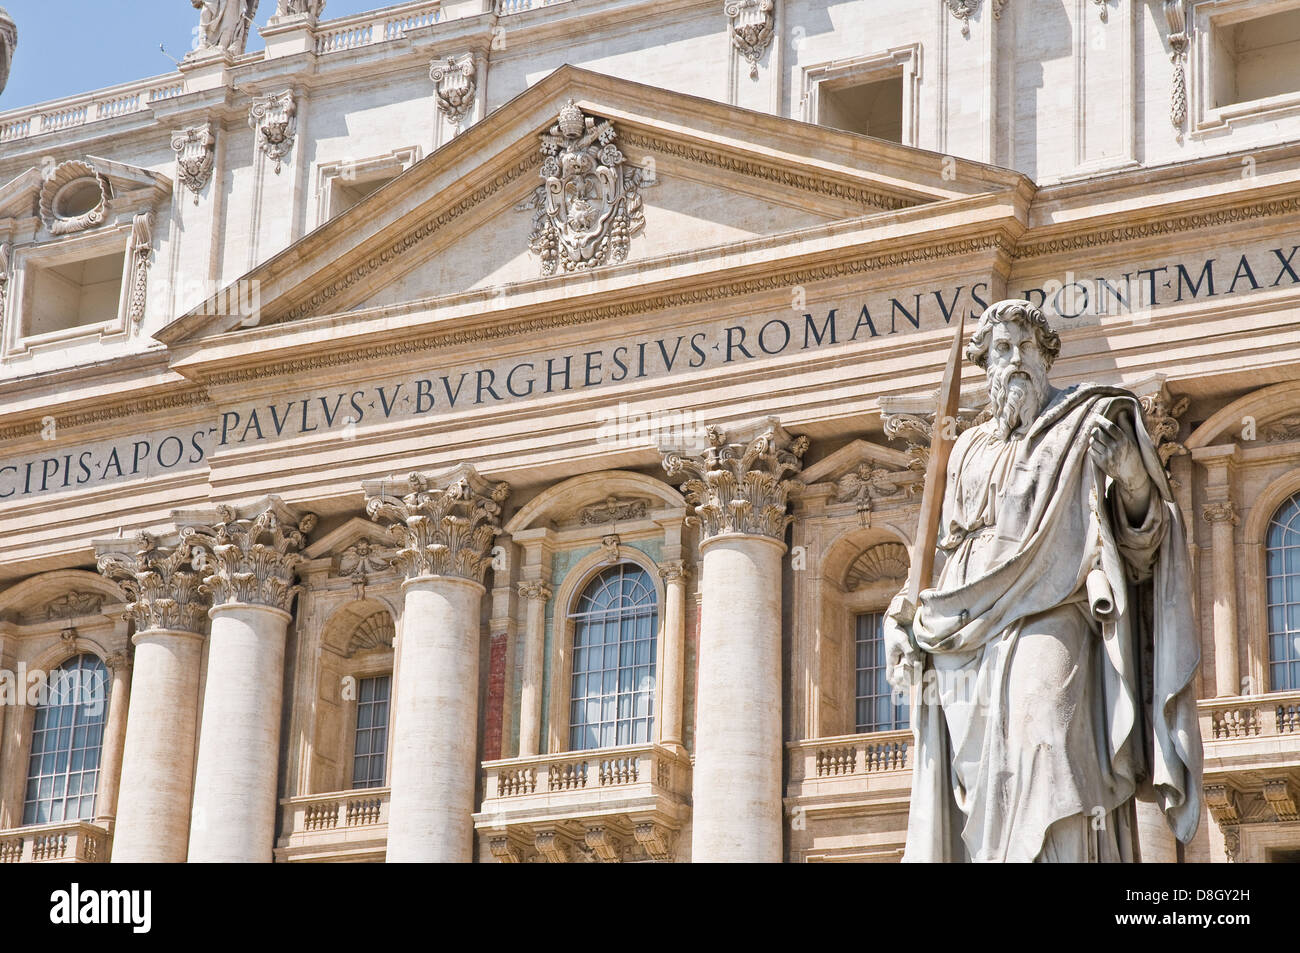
[988, 365, 1049, 440]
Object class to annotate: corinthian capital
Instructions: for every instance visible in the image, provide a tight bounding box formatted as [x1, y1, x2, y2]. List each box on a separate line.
[517, 581, 552, 601]
[363, 464, 510, 583]
[661, 417, 808, 543]
[95, 531, 210, 635]
[176, 496, 317, 612]
[1202, 501, 1238, 525]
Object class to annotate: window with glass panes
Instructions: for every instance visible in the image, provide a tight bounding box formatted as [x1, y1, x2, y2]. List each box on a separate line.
[1266, 492, 1300, 691]
[22, 654, 110, 825]
[352, 674, 390, 789]
[855, 611, 908, 732]
[569, 563, 658, 751]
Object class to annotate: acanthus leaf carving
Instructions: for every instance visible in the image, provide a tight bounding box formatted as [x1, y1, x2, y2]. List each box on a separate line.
[249, 90, 297, 174]
[517, 100, 649, 277]
[364, 465, 510, 583]
[430, 54, 476, 128]
[724, 0, 774, 79]
[661, 418, 808, 542]
[883, 405, 991, 472]
[170, 124, 216, 203]
[1138, 388, 1189, 470]
[96, 532, 210, 635]
[179, 497, 316, 612]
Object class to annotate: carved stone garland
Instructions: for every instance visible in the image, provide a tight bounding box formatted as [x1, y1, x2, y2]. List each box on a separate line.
[1165, 1, 1189, 131]
[724, 0, 774, 79]
[96, 532, 210, 635]
[171, 124, 216, 203]
[249, 91, 297, 175]
[662, 421, 808, 541]
[181, 502, 317, 611]
[126, 209, 154, 325]
[519, 100, 648, 277]
[364, 466, 510, 582]
[430, 55, 476, 128]
[0, 242, 9, 338]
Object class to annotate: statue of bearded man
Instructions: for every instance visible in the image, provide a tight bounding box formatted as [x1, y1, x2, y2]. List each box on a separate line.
[191, 0, 258, 55]
[884, 299, 1203, 862]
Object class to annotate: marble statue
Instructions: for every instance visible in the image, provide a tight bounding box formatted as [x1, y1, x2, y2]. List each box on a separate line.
[884, 299, 1203, 862]
[275, 0, 325, 16]
[191, 0, 259, 55]
[0, 8, 16, 98]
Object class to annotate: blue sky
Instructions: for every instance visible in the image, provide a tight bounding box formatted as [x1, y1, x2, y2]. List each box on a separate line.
[0, 1, 390, 111]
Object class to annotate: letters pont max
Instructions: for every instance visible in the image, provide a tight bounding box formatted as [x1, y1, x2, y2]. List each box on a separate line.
[3, 242, 1298, 503]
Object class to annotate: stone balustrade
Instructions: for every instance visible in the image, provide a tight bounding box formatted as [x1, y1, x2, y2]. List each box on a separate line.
[0, 74, 184, 144]
[1200, 691, 1300, 743]
[275, 788, 390, 862]
[314, 0, 442, 54]
[475, 743, 690, 862]
[0, 821, 111, 864]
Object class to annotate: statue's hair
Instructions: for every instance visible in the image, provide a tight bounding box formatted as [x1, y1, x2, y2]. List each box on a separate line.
[964, 299, 1061, 370]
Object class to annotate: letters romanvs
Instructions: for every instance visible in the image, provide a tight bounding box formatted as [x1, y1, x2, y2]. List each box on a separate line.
[885, 299, 1203, 862]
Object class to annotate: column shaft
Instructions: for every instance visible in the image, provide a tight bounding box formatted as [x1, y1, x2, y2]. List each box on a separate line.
[386, 576, 484, 862]
[94, 656, 131, 828]
[187, 603, 290, 863]
[112, 630, 203, 862]
[517, 587, 547, 757]
[1207, 510, 1240, 696]
[693, 535, 784, 863]
[659, 567, 687, 751]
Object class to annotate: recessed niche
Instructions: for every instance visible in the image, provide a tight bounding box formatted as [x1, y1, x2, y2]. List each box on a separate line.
[818, 73, 904, 143]
[25, 251, 125, 337]
[1212, 7, 1300, 108]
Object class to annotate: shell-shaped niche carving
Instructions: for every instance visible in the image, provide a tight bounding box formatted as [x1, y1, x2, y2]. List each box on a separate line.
[39, 160, 111, 236]
[845, 542, 910, 591]
[345, 610, 395, 658]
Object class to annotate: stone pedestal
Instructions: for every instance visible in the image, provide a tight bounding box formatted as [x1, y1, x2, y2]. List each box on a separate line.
[365, 465, 510, 863]
[663, 418, 807, 863]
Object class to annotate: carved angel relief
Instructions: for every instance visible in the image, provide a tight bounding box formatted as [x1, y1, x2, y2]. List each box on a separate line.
[430, 55, 476, 128]
[171, 124, 216, 203]
[518, 100, 650, 277]
[835, 464, 906, 526]
[724, 0, 774, 79]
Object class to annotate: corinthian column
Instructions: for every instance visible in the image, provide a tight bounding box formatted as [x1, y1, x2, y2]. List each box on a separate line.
[662, 418, 808, 863]
[179, 497, 316, 863]
[365, 465, 510, 863]
[1202, 500, 1240, 697]
[96, 532, 210, 863]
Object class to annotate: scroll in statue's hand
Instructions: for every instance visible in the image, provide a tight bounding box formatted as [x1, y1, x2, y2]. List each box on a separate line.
[1088, 415, 1151, 521]
[883, 590, 921, 695]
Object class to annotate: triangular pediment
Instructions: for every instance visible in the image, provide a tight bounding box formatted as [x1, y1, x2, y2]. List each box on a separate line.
[800, 438, 916, 487]
[159, 65, 1026, 354]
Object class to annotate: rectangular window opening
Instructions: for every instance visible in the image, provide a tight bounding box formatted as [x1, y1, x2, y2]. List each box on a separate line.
[24, 251, 125, 338]
[818, 73, 904, 142]
[1212, 8, 1300, 108]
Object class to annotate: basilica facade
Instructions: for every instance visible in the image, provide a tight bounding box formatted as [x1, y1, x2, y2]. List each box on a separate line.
[0, 0, 1298, 863]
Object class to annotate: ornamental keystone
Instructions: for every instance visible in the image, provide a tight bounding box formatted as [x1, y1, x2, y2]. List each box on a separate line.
[175, 496, 317, 612]
[661, 417, 808, 543]
[95, 531, 210, 635]
[363, 464, 511, 583]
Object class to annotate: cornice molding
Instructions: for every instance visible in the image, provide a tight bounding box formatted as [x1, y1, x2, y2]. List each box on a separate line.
[617, 132, 918, 212]
[0, 386, 210, 442]
[1013, 196, 1300, 260]
[203, 232, 1015, 385]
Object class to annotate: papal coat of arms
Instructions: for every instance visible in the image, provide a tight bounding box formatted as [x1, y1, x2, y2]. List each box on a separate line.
[519, 100, 649, 276]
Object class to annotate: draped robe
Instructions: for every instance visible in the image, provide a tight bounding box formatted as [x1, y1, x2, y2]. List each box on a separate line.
[902, 384, 1202, 862]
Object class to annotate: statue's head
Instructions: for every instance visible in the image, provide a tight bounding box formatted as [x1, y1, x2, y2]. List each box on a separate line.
[965, 299, 1061, 438]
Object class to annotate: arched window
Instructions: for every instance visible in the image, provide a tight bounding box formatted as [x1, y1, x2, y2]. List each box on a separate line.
[569, 563, 658, 751]
[1266, 492, 1300, 692]
[23, 654, 110, 825]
